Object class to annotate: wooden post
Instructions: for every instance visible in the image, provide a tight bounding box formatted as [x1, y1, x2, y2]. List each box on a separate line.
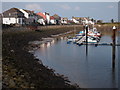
[112, 26, 116, 72]
[85, 25, 88, 56]
[85, 25, 88, 44]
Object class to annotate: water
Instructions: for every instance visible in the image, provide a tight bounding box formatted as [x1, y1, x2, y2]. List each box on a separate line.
[34, 32, 119, 88]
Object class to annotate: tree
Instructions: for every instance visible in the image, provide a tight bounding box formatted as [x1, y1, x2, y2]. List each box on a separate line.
[111, 19, 114, 23]
[91, 18, 94, 22]
[97, 20, 103, 24]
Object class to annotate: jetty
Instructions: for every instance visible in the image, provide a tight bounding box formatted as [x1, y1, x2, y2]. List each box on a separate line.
[81, 43, 120, 46]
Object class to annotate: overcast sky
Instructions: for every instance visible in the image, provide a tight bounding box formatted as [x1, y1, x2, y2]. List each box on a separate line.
[1, 2, 118, 22]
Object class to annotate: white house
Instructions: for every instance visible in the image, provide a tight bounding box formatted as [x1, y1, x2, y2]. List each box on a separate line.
[19, 9, 38, 24]
[2, 8, 25, 25]
[50, 16, 56, 24]
[72, 18, 79, 24]
[82, 17, 94, 25]
[19, 9, 29, 18]
[72, 17, 95, 25]
[61, 17, 68, 24]
[37, 12, 46, 25]
[43, 12, 50, 25]
[72, 17, 80, 24]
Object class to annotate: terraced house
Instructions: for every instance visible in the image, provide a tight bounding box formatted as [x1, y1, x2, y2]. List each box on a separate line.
[52, 14, 61, 25]
[72, 17, 95, 25]
[2, 8, 25, 25]
[61, 17, 68, 25]
[19, 9, 38, 25]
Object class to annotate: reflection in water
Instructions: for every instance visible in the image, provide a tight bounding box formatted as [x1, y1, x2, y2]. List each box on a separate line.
[34, 33, 118, 88]
[40, 39, 55, 48]
[86, 44, 88, 57]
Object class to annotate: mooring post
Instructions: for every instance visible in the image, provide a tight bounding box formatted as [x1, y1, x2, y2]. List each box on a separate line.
[85, 25, 88, 44]
[85, 25, 88, 56]
[112, 26, 116, 71]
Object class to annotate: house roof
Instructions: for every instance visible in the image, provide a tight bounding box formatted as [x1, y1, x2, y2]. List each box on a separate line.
[23, 9, 34, 14]
[61, 17, 68, 20]
[50, 16, 54, 19]
[72, 17, 82, 20]
[36, 14, 43, 19]
[53, 14, 61, 20]
[37, 12, 46, 19]
[72, 17, 91, 21]
[3, 8, 22, 14]
[3, 8, 24, 18]
[4, 8, 17, 12]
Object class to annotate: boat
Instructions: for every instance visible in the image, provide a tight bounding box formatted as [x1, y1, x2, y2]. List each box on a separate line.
[67, 24, 101, 45]
[67, 37, 80, 42]
[87, 36, 98, 43]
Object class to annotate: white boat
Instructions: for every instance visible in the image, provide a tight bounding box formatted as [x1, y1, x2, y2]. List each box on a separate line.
[67, 37, 79, 42]
[76, 36, 86, 45]
[84, 36, 98, 43]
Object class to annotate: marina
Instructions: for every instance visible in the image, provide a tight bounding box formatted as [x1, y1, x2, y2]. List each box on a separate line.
[32, 28, 119, 88]
[2, 2, 119, 89]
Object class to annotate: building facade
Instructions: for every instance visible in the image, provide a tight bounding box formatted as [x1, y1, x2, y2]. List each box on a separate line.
[2, 8, 25, 25]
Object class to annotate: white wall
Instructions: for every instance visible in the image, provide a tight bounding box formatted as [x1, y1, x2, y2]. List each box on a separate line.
[19, 9, 29, 18]
[50, 19, 56, 24]
[3, 18, 23, 25]
[46, 14, 50, 24]
[61, 20, 67, 24]
[43, 13, 50, 24]
[37, 18, 45, 25]
[72, 18, 79, 23]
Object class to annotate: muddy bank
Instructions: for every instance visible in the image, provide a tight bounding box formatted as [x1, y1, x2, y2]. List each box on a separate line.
[2, 24, 118, 89]
[2, 25, 83, 89]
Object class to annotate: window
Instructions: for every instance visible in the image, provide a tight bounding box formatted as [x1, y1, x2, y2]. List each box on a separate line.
[19, 18, 21, 24]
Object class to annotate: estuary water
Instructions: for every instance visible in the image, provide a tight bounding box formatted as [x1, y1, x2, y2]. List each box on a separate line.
[34, 31, 119, 88]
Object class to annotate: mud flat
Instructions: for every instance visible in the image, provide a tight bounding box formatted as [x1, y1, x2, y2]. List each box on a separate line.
[2, 24, 116, 89]
[2, 26, 83, 89]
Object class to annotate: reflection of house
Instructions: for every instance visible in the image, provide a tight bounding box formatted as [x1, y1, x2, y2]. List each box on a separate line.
[50, 16, 56, 25]
[53, 14, 61, 25]
[61, 17, 68, 25]
[2, 8, 25, 25]
[19, 9, 38, 25]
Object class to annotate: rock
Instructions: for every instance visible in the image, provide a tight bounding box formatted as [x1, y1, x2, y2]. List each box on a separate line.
[10, 50, 14, 53]
[9, 79, 16, 88]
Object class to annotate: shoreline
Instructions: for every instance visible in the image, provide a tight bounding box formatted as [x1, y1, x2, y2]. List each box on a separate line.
[2, 24, 119, 89]
[2, 25, 82, 89]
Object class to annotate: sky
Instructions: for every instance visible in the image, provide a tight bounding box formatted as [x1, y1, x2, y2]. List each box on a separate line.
[1, 2, 118, 22]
